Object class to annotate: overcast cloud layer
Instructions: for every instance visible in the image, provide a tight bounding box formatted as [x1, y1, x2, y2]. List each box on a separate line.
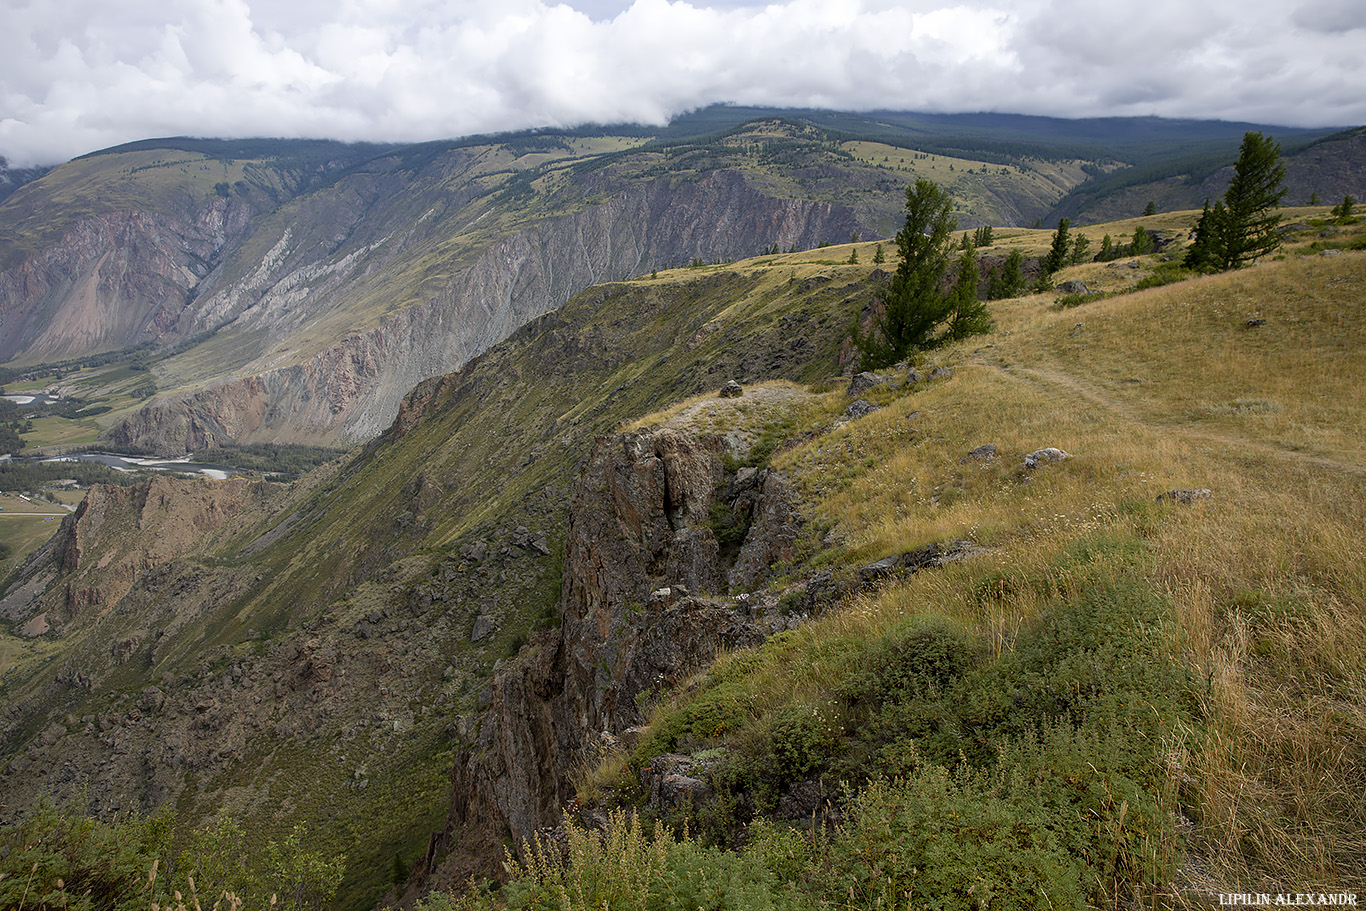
[3, 0, 1364, 166]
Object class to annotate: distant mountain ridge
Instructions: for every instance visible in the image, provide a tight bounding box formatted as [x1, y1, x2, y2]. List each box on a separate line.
[0, 109, 1356, 454]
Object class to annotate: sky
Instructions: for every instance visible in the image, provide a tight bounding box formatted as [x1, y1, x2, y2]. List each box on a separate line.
[2, 0, 1364, 167]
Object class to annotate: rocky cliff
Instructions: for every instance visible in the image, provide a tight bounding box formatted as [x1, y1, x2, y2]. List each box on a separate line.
[413, 428, 804, 893]
[106, 170, 866, 451]
[0, 200, 257, 362]
[0, 247, 865, 906]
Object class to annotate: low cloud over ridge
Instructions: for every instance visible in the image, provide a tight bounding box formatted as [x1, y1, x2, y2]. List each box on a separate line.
[2, 0, 1363, 166]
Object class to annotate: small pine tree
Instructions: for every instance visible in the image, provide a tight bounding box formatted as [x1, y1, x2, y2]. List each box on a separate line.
[1043, 218, 1071, 277]
[973, 224, 994, 247]
[1309, 191, 1321, 206]
[873, 243, 885, 265]
[946, 243, 992, 340]
[1130, 225, 1153, 256]
[1184, 198, 1223, 272]
[848, 248, 859, 265]
[1144, 200, 1157, 216]
[1332, 194, 1356, 222]
[1069, 234, 1090, 264]
[987, 249, 1026, 300]
[1098, 234, 1114, 261]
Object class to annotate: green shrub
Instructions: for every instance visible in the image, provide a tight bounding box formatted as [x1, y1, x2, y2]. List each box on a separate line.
[457, 810, 815, 911]
[0, 805, 173, 911]
[813, 767, 1090, 911]
[766, 702, 841, 785]
[1053, 290, 1107, 309]
[1132, 261, 1193, 291]
[837, 615, 980, 708]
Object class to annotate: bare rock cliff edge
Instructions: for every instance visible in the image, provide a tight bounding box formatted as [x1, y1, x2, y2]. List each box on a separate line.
[408, 428, 802, 895]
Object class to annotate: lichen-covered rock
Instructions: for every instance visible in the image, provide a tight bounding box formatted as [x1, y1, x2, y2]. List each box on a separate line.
[846, 372, 886, 396]
[844, 399, 878, 420]
[1023, 447, 1070, 470]
[960, 444, 997, 463]
[1157, 488, 1213, 504]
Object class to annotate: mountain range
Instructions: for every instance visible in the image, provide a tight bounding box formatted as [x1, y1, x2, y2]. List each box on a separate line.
[1, 109, 1358, 453]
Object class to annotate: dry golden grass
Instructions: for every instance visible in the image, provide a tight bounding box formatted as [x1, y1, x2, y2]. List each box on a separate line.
[616, 247, 1366, 894]
[767, 250, 1366, 891]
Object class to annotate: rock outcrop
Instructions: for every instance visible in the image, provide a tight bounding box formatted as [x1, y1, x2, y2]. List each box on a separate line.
[412, 429, 802, 894]
[3, 476, 281, 634]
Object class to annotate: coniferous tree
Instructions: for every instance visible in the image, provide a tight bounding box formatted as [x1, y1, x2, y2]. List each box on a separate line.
[1332, 194, 1356, 222]
[1043, 218, 1071, 277]
[1098, 234, 1114, 261]
[873, 243, 886, 265]
[987, 249, 1026, 300]
[1184, 198, 1223, 272]
[1130, 225, 1153, 256]
[946, 242, 992, 340]
[854, 179, 967, 368]
[1070, 234, 1090, 264]
[1144, 200, 1157, 216]
[1216, 131, 1286, 270]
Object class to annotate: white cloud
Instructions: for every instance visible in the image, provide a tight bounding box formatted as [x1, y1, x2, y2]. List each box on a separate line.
[0, 0, 1361, 167]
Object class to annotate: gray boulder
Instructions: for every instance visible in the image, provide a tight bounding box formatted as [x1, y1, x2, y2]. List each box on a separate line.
[844, 400, 878, 420]
[1023, 448, 1069, 470]
[719, 380, 743, 398]
[960, 444, 997, 464]
[471, 614, 498, 642]
[1156, 488, 1213, 504]
[846, 372, 887, 396]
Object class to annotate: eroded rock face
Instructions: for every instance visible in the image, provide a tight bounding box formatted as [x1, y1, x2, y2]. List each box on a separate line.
[0, 201, 254, 363]
[106, 172, 869, 453]
[414, 430, 802, 895]
[7, 477, 279, 633]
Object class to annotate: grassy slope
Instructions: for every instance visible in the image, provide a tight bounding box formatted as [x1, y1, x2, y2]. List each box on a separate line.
[478, 244, 1366, 906]
[0, 247, 888, 909]
[4, 206, 1360, 907]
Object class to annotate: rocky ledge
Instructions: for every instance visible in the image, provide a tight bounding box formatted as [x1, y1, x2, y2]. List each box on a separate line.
[407, 429, 804, 895]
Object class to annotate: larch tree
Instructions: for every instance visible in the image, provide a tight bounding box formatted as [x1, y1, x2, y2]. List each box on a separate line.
[1215, 131, 1287, 270]
[855, 179, 990, 368]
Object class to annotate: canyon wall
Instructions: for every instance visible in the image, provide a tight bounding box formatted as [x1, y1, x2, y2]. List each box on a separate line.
[107, 171, 866, 451]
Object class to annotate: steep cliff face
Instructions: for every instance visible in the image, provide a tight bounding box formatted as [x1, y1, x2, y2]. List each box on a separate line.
[2, 476, 282, 635]
[0, 240, 865, 907]
[416, 429, 802, 892]
[0, 201, 254, 362]
[108, 171, 866, 451]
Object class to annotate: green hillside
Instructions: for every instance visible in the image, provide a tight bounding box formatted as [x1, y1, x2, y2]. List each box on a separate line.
[2, 202, 1364, 909]
[431, 248, 1366, 904]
